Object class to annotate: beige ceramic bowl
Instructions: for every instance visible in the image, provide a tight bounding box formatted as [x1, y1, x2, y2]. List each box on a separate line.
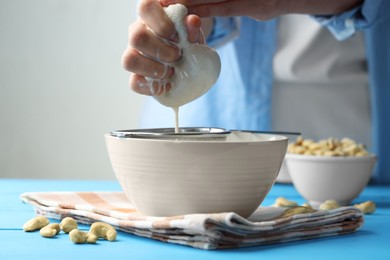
[286, 153, 376, 207]
[105, 129, 288, 217]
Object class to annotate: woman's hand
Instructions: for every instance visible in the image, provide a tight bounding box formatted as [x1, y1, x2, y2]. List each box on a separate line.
[122, 0, 205, 96]
[159, 0, 363, 21]
[159, 0, 288, 20]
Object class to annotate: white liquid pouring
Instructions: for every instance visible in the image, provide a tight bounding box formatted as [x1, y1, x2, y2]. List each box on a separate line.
[146, 4, 221, 133]
[173, 106, 179, 133]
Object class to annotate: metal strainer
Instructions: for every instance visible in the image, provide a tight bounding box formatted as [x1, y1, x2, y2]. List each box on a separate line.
[110, 127, 230, 141]
[110, 127, 300, 141]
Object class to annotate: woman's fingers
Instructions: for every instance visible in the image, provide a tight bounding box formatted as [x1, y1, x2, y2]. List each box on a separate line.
[159, 0, 225, 6]
[187, 1, 280, 20]
[139, 0, 179, 42]
[159, 0, 363, 20]
[129, 74, 172, 96]
[159, 0, 247, 18]
[122, 47, 175, 79]
[158, 0, 282, 20]
[128, 20, 181, 63]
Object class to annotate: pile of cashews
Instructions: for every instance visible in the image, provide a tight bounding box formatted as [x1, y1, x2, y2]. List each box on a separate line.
[288, 136, 370, 157]
[23, 216, 117, 244]
[273, 197, 376, 214]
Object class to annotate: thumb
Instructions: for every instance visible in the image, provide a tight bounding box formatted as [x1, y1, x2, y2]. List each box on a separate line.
[185, 14, 204, 44]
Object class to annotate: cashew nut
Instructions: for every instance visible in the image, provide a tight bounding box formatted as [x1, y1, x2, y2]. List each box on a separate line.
[273, 197, 298, 207]
[60, 217, 78, 233]
[354, 201, 376, 214]
[319, 200, 340, 210]
[69, 229, 98, 244]
[280, 206, 316, 218]
[302, 203, 313, 209]
[69, 229, 89, 244]
[86, 233, 98, 244]
[23, 215, 49, 232]
[40, 223, 60, 238]
[90, 222, 117, 241]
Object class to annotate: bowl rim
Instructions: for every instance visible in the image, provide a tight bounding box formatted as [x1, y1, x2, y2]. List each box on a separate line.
[285, 152, 377, 162]
[105, 129, 289, 144]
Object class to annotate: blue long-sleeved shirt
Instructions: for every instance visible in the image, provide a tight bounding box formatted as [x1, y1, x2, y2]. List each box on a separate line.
[140, 0, 389, 184]
[314, 1, 390, 184]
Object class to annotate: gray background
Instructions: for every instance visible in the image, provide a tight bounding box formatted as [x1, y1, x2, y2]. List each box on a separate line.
[0, 0, 144, 179]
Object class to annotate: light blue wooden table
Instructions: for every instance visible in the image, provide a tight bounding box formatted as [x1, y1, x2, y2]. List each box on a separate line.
[1, 179, 389, 259]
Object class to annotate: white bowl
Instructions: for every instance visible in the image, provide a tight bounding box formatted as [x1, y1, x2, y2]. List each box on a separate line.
[276, 160, 292, 183]
[286, 153, 376, 207]
[105, 129, 288, 217]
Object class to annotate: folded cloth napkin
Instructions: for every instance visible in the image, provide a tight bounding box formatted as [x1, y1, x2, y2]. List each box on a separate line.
[20, 191, 364, 250]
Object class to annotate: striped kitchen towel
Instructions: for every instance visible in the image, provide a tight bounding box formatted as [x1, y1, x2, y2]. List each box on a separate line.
[20, 191, 363, 250]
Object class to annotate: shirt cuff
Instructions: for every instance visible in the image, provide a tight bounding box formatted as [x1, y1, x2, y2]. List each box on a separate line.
[206, 17, 240, 48]
[313, 0, 384, 40]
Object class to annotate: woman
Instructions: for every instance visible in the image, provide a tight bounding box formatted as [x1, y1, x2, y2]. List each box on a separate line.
[122, 0, 390, 184]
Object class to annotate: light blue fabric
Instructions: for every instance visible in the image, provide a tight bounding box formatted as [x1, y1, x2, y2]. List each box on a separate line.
[313, 1, 383, 40]
[313, 0, 389, 184]
[364, 1, 390, 184]
[206, 17, 240, 48]
[140, 1, 389, 184]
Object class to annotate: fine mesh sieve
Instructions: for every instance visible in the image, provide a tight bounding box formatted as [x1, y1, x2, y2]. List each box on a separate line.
[110, 127, 230, 141]
[110, 128, 301, 141]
